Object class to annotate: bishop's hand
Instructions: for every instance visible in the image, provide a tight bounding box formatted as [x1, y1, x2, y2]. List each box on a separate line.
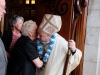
[68, 40, 76, 53]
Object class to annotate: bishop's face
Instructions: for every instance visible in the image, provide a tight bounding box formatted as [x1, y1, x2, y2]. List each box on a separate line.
[37, 28, 51, 43]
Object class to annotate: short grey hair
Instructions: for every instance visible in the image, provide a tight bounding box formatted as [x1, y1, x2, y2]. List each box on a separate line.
[21, 20, 36, 36]
[9, 15, 24, 27]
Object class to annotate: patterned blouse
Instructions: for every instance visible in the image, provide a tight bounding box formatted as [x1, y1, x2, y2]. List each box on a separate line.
[9, 34, 21, 52]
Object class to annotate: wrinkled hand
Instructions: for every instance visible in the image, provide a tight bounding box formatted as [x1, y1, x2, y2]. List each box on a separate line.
[68, 40, 76, 52]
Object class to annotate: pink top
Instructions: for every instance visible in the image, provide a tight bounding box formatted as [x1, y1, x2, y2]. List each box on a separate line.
[9, 34, 21, 52]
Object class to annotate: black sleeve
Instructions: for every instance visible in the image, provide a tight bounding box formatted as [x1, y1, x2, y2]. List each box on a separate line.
[24, 41, 39, 61]
[71, 50, 76, 55]
[1, 30, 12, 52]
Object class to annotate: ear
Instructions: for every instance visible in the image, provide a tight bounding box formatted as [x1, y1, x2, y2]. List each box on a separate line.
[13, 22, 16, 26]
[28, 32, 32, 37]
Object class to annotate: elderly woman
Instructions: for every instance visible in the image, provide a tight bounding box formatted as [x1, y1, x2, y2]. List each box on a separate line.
[2, 15, 24, 59]
[7, 20, 43, 75]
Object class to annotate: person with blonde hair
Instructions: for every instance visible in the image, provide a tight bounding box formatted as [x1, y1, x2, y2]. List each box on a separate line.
[7, 20, 43, 75]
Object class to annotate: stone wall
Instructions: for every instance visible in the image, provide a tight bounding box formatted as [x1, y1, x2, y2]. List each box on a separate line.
[83, 0, 100, 75]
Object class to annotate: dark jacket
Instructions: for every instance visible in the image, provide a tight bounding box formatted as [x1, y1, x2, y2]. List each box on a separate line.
[7, 35, 39, 75]
[1, 29, 12, 52]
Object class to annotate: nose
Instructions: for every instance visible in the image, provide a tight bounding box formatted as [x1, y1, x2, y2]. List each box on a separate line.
[3, 9, 6, 14]
[37, 34, 40, 39]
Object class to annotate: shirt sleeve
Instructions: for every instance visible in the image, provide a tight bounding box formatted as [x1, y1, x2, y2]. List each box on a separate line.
[71, 50, 76, 55]
[24, 40, 39, 61]
[1, 30, 12, 52]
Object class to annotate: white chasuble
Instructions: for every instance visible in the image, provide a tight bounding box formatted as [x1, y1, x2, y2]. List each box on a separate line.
[36, 34, 82, 75]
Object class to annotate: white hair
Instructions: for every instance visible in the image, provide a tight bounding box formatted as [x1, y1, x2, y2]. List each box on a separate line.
[21, 20, 36, 36]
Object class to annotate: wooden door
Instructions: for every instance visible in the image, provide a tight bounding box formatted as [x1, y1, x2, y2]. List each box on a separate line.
[4, 0, 23, 32]
[4, 0, 35, 32]
[35, 0, 87, 75]
[35, 0, 73, 40]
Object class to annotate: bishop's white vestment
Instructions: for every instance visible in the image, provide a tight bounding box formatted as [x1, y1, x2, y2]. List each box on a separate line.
[36, 34, 82, 75]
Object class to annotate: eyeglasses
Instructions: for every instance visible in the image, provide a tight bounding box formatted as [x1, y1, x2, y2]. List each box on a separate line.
[0, 4, 6, 10]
